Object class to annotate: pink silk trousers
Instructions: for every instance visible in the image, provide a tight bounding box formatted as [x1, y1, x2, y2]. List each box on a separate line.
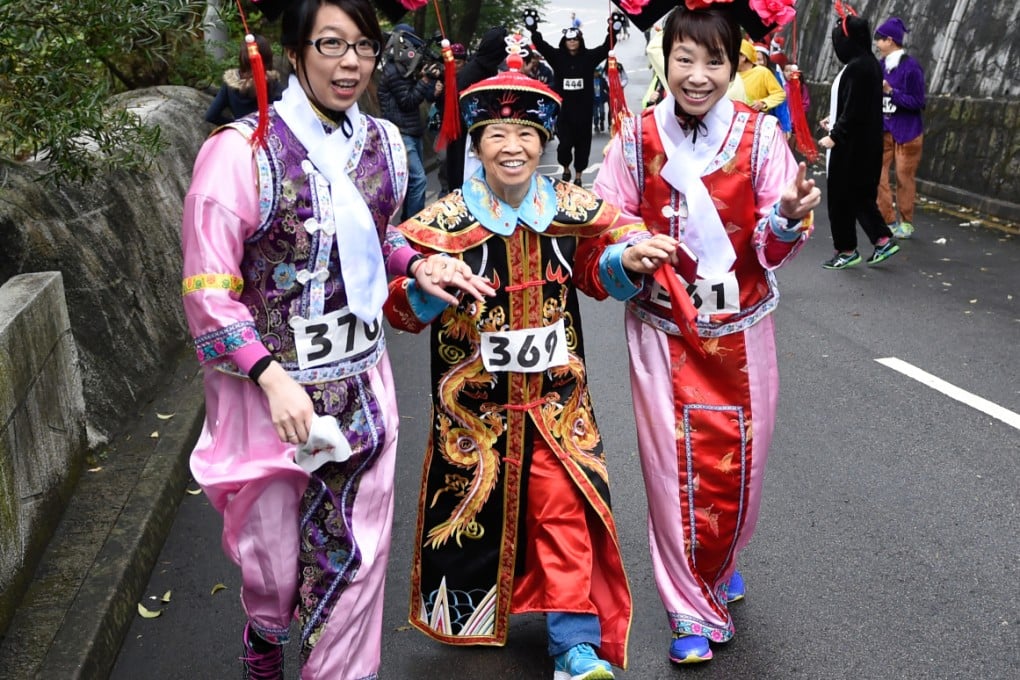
[625, 312, 778, 641]
[190, 353, 399, 679]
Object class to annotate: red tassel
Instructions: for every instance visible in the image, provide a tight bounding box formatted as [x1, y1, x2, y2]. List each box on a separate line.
[786, 70, 818, 163]
[435, 40, 461, 151]
[652, 266, 706, 358]
[606, 52, 630, 137]
[245, 34, 270, 149]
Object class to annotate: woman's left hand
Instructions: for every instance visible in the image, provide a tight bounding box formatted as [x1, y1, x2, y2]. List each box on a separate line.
[413, 254, 495, 305]
[779, 162, 822, 221]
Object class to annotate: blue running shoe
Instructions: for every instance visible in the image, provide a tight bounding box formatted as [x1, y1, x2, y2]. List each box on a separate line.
[726, 570, 746, 603]
[552, 643, 614, 680]
[669, 635, 713, 664]
[891, 222, 914, 239]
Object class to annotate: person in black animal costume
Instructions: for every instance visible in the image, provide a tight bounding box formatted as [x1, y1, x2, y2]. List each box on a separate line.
[530, 21, 612, 185]
[818, 14, 899, 269]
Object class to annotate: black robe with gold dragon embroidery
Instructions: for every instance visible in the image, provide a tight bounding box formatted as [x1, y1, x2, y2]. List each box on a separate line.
[384, 177, 644, 668]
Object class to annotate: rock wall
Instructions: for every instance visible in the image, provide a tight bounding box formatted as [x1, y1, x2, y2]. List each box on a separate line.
[0, 273, 87, 635]
[792, 0, 1020, 219]
[0, 86, 212, 444]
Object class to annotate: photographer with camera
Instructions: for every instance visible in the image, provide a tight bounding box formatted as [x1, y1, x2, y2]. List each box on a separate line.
[378, 23, 440, 219]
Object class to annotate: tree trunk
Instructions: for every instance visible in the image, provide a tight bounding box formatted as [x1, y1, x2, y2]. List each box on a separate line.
[203, 0, 228, 61]
[455, 1, 482, 46]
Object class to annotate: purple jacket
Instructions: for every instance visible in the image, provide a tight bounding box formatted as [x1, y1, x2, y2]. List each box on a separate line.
[881, 52, 925, 143]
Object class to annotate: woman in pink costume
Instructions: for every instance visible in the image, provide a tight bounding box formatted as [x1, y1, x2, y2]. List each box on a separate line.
[180, 0, 485, 677]
[593, 0, 819, 666]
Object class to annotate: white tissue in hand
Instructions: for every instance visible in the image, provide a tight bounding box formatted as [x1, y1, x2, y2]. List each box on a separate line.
[294, 415, 352, 472]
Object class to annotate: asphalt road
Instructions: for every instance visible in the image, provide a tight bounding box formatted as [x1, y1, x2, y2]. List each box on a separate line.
[111, 4, 1019, 678]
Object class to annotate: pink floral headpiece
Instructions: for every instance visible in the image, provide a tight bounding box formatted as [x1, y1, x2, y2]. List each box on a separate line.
[617, 0, 796, 31]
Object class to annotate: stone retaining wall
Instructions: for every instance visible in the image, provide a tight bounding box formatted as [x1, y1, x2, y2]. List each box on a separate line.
[0, 273, 87, 635]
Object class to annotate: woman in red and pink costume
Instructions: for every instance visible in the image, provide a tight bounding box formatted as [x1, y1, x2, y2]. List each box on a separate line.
[595, 0, 818, 666]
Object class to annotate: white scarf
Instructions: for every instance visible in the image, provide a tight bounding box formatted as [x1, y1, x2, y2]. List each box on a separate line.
[884, 49, 904, 71]
[274, 75, 387, 322]
[653, 93, 736, 277]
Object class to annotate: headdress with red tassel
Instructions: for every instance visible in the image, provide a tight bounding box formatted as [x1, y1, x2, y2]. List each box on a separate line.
[782, 12, 818, 163]
[459, 34, 561, 139]
[233, 0, 271, 149]
[423, 0, 462, 151]
[612, 0, 796, 41]
[606, 12, 631, 137]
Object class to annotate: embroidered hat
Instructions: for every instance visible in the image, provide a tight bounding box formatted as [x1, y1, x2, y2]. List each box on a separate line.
[460, 37, 561, 140]
[875, 16, 908, 45]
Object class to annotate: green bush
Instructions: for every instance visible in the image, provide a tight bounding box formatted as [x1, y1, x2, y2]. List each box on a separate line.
[0, 0, 214, 183]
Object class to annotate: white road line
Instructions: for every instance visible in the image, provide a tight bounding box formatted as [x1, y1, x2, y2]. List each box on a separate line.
[876, 357, 1020, 430]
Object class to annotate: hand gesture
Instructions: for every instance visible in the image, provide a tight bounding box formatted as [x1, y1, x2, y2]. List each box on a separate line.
[621, 234, 679, 274]
[258, 361, 314, 445]
[818, 135, 835, 150]
[819, 116, 831, 131]
[779, 162, 821, 221]
[412, 254, 495, 306]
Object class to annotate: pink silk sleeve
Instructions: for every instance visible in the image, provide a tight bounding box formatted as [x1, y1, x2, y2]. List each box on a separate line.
[593, 135, 643, 225]
[181, 129, 270, 373]
[753, 126, 811, 270]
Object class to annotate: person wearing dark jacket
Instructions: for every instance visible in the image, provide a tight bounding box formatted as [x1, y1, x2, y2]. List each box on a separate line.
[819, 14, 899, 269]
[204, 34, 282, 126]
[530, 23, 611, 185]
[378, 24, 439, 219]
[438, 26, 509, 191]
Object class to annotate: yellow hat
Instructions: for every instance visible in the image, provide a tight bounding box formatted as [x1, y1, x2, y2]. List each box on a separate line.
[740, 39, 756, 63]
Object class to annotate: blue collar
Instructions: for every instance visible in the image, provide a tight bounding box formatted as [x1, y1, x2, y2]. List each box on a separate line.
[461, 167, 559, 236]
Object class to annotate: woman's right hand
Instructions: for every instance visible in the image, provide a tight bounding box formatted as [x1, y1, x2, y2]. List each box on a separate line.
[819, 116, 831, 131]
[257, 361, 314, 445]
[412, 254, 496, 305]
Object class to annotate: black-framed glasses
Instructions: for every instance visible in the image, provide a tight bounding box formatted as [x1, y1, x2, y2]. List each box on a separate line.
[306, 37, 381, 59]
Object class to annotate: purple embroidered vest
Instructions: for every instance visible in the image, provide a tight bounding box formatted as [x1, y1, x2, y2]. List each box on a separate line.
[232, 110, 402, 382]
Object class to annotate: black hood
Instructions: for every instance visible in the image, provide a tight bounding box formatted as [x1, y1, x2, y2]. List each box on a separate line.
[832, 15, 873, 64]
[558, 30, 588, 51]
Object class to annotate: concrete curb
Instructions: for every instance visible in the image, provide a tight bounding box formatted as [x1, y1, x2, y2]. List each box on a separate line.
[0, 349, 204, 680]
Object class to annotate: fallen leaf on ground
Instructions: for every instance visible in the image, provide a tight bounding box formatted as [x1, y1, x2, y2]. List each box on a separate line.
[186, 487, 203, 496]
[88, 467, 103, 473]
[211, 583, 227, 595]
[156, 412, 176, 420]
[150, 431, 159, 439]
[161, 590, 172, 603]
[137, 603, 162, 619]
